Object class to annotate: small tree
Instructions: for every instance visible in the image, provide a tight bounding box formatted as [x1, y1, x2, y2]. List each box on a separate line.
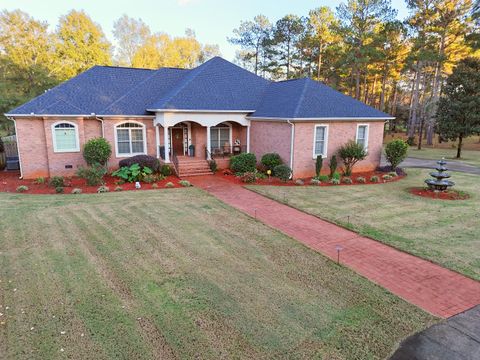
[385, 139, 408, 170]
[329, 155, 337, 178]
[315, 155, 323, 178]
[83, 138, 112, 166]
[436, 57, 480, 158]
[338, 140, 367, 176]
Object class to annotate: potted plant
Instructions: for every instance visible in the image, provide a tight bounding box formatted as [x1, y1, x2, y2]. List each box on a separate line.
[188, 144, 195, 157]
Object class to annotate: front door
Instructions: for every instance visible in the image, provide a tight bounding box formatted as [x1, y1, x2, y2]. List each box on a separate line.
[171, 128, 184, 156]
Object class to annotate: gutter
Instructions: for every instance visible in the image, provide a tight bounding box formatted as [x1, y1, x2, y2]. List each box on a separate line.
[6, 116, 23, 179]
[287, 120, 295, 175]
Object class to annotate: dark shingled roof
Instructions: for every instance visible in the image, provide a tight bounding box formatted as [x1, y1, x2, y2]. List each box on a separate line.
[250, 78, 392, 119]
[7, 57, 392, 119]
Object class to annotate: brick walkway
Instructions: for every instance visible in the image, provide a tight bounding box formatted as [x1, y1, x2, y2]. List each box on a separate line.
[188, 176, 480, 318]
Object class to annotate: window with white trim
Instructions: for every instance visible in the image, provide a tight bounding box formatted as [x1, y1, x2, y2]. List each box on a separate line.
[52, 122, 79, 152]
[313, 125, 327, 157]
[115, 122, 146, 156]
[356, 125, 369, 150]
[210, 126, 230, 150]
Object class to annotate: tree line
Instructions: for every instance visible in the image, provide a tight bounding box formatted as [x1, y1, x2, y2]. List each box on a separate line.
[229, 0, 480, 148]
[0, 9, 219, 132]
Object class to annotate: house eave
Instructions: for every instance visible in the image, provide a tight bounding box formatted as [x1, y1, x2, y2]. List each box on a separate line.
[147, 109, 255, 114]
[246, 116, 395, 121]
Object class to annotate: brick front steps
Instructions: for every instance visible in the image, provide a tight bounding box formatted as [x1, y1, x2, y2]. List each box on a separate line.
[176, 157, 213, 177]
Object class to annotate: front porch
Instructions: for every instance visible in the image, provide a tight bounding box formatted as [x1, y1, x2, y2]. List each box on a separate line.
[153, 112, 251, 175]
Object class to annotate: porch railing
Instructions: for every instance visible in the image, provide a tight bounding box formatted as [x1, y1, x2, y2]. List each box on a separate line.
[207, 145, 247, 159]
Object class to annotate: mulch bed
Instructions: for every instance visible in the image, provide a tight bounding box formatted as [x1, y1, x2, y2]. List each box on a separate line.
[217, 169, 405, 186]
[0, 171, 183, 194]
[409, 187, 470, 200]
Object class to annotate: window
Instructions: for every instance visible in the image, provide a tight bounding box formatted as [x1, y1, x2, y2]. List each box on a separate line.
[356, 125, 369, 150]
[115, 122, 146, 156]
[210, 126, 230, 150]
[52, 122, 79, 152]
[313, 125, 328, 158]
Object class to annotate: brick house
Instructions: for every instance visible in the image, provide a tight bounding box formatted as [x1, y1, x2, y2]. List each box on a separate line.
[5, 57, 393, 179]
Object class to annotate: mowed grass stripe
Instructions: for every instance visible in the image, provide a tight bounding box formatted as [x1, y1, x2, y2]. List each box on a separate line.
[1, 190, 436, 359]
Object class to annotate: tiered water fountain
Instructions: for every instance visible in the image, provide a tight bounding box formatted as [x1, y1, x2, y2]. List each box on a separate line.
[424, 158, 454, 191]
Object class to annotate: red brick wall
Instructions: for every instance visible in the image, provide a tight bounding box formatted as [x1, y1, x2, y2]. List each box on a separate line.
[249, 121, 292, 166]
[293, 121, 385, 178]
[16, 116, 156, 179]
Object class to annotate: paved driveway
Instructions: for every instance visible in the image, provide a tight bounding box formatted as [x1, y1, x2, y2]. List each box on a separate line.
[381, 155, 480, 175]
[390, 305, 480, 360]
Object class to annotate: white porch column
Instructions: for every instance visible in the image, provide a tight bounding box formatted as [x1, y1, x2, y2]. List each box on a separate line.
[163, 126, 170, 163]
[155, 125, 160, 158]
[206, 126, 211, 160]
[246, 125, 250, 153]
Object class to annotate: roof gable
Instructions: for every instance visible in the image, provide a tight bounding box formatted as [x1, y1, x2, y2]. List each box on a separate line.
[147, 57, 270, 111]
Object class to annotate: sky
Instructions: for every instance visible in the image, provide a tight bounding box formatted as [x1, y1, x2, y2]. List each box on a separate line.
[0, 0, 410, 61]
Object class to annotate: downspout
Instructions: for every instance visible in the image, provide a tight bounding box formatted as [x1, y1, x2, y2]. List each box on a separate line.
[6, 116, 23, 179]
[93, 114, 104, 137]
[287, 120, 295, 178]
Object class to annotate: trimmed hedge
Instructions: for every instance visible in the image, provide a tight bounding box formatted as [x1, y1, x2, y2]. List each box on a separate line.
[119, 155, 160, 173]
[83, 138, 111, 166]
[230, 153, 256, 174]
[273, 164, 292, 182]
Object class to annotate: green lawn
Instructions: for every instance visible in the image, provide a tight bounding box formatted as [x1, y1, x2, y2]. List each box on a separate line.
[0, 189, 435, 359]
[250, 169, 480, 281]
[407, 147, 480, 167]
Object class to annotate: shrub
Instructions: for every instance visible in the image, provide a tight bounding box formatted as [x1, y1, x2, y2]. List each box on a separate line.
[114, 186, 123, 192]
[115, 179, 125, 185]
[318, 175, 329, 182]
[119, 155, 159, 173]
[151, 183, 158, 189]
[112, 164, 153, 182]
[160, 164, 172, 176]
[0, 137, 4, 153]
[230, 153, 257, 174]
[370, 175, 379, 183]
[165, 182, 174, 188]
[76, 163, 107, 186]
[49, 176, 65, 188]
[16, 185, 28, 193]
[83, 138, 112, 166]
[240, 172, 257, 183]
[330, 178, 340, 185]
[273, 164, 292, 182]
[97, 185, 109, 193]
[388, 171, 398, 177]
[261, 153, 283, 171]
[382, 174, 392, 181]
[310, 178, 321, 185]
[329, 155, 337, 178]
[55, 186, 64, 194]
[406, 136, 415, 146]
[179, 180, 191, 187]
[209, 159, 217, 173]
[332, 171, 341, 181]
[34, 177, 45, 184]
[71, 188, 82, 194]
[295, 179, 304, 186]
[315, 155, 323, 178]
[142, 174, 156, 183]
[342, 177, 353, 184]
[356, 176, 366, 184]
[338, 140, 367, 176]
[385, 139, 408, 170]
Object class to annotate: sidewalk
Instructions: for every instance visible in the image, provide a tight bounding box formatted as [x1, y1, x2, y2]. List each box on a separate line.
[188, 175, 480, 318]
